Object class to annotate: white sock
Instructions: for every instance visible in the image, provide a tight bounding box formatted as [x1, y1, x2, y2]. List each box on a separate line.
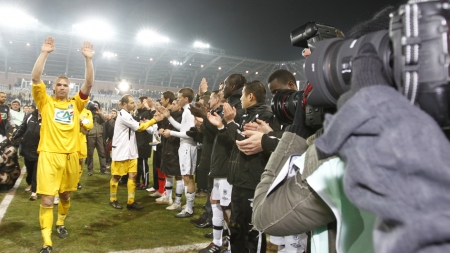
[212, 204, 223, 246]
[175, 180, 184, 204]
[165, 177, 174, 200]
[185, 192, 195, 213]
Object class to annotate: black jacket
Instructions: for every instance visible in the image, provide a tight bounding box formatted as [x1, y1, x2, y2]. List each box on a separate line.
[159, 109, 182, 176]
[203, 88, 245, 178]
[0, 104, 12, 137]
[103, 117, 116, 143]
[224, 103, 280, 190]
[133, 108, 155, 158]
[12, 112, 40, 161]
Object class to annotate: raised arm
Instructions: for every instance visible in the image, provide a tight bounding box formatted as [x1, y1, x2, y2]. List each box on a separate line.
[31, 37, 54, 84]
[80, 41, 94, 96]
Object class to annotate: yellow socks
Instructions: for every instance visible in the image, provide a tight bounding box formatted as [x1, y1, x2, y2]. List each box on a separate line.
[127, 179, 136, 205]
[56, 198, 70, 226]
[39, 205, 53, 247]
[110, 179, 118, 202]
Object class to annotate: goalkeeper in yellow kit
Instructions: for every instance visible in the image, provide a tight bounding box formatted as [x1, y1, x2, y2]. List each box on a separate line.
[31, 36, 94, 253]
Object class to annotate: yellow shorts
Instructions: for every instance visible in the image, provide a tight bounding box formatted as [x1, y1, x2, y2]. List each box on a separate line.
[37, 151, 81, 196]
[111, 159, 137, 176]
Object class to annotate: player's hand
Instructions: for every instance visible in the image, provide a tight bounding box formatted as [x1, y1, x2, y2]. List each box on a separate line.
[158, 106, 171, 118]
[158, 128, 165, 135]
[41, 37, 55, 53]
[199, 77, 208, 94]
[153, 112, 164, 122]
[189, 103, 207, 119]
[81, 41, 94, 59]
[223, 103, 236, 123]
[243, 119, 272, 134]
[207, 112, 223, 128]
[236, 130, 264, 155]
[163, 129, 171, 138]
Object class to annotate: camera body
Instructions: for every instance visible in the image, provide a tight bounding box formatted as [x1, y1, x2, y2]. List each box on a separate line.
[271, 22, 342, 127]
[87, 101, 99, 114]
[303, 0, 450, 128]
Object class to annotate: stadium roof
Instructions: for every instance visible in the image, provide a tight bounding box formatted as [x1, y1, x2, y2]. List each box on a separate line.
[0, 26, 307, 91]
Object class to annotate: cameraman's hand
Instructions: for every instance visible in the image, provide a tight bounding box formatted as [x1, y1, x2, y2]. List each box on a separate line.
[337, 43, 389, 109]
[288, 91, 310, 139]
[236, 130, 263, 155]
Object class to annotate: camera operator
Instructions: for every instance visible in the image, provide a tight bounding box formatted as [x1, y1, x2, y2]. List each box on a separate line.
[313, 15, 450, 253]
[236, 69, 310, 156]
[86, 101, 108, 175]
[253, 6, 401, 253]
[255, 2, 450, 252]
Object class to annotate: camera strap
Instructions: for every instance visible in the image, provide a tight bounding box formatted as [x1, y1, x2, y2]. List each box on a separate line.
[403, 2, 420, 104]
[302, 82, 313, 109]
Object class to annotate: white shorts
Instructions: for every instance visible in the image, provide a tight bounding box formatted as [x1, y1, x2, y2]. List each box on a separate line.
[211, 178, 232, 206]
[178, 143, 197, 176]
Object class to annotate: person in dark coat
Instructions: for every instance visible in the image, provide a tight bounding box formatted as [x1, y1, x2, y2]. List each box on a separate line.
[133, 97, 155, 189]
[208, 80, 280, 253]
[12, 109, 41, 200]
[154, 93, 183, 207]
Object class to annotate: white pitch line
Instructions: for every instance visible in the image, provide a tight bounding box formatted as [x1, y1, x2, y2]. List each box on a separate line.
[0, 166, 26, 223]
[109, 242, 207, 253]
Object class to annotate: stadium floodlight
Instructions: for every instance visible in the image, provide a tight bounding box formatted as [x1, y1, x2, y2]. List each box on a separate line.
[194, 41, 210, 49]
[118, 80, 130, 92]
[0, 7, 37, 28]
[72, 19, 114, 40]
[103, 51, 116, 58]
[137, 30, 169, 45]
[171, 60, 182, 66]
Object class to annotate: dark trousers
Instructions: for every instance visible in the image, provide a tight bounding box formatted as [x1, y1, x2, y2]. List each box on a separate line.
[196, 169, 209, 191]
[87, 135, 107, 173]
[24, 158, 38, 192]
[137, 158, 149, 186]
[199, 177, 214, 221]
[104, 139, 112, 165]
[230, 186, 266, 253]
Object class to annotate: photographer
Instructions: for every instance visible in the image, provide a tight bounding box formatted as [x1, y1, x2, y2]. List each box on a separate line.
[314, 19, 450, 253]
[86, 101, 108, 175]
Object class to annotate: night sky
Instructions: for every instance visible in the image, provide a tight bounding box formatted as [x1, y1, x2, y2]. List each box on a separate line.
[7, 0, 399, 61]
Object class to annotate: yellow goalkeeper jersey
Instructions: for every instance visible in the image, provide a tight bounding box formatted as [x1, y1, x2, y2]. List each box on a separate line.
[32, 81, 89, 153]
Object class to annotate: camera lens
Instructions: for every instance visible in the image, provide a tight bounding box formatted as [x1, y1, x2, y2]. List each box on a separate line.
[304, 30, 392, 107]
[271, 89, 299, 125]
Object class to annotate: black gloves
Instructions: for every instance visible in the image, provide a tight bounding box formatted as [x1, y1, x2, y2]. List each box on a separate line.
[337, 43, 390, 109]
[189, 103, 207, 119]
[186, 127, 198, 138]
